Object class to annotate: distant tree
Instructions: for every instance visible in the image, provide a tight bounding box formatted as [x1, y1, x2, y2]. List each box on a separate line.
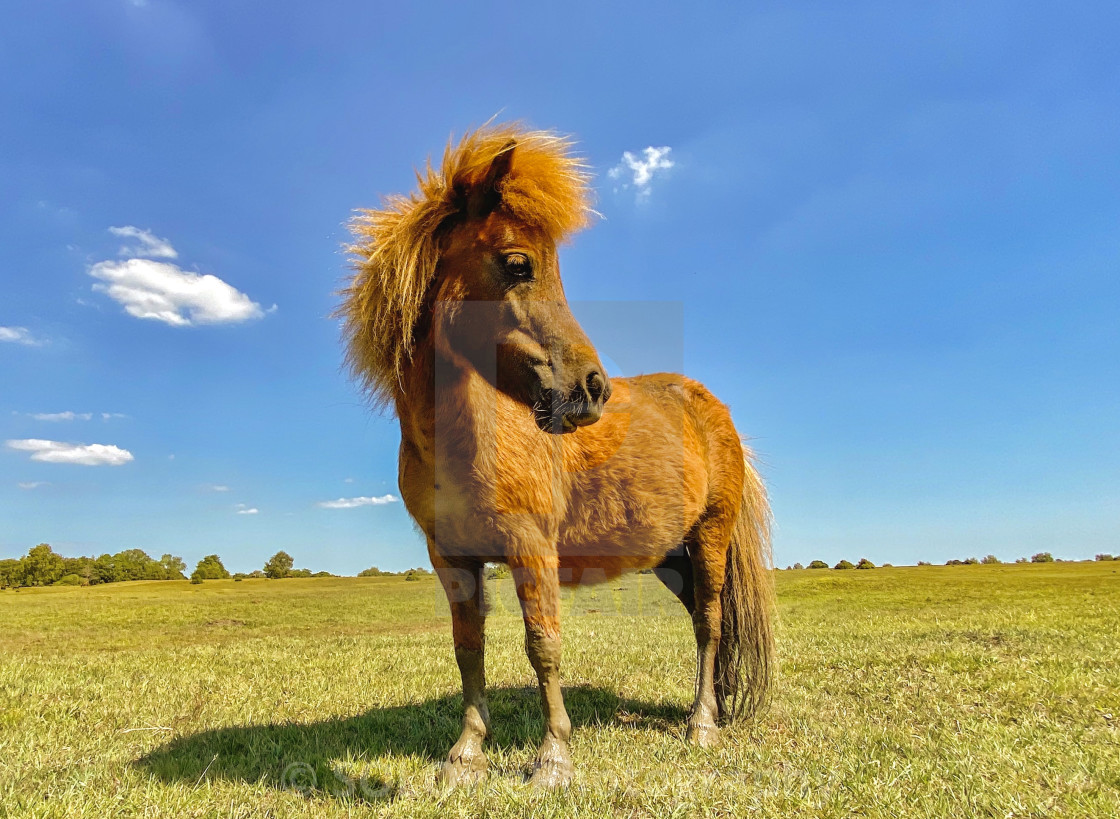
[232, 573, 248, 581]
[917, 561, 931, 566]
[1031, 552, 1055, 563]
[160, 554, 187, 580]
[0, 558, 24, 588]
[1095, 554, 1115, 561]
[981, 554, 1001, 565]
[963, 557, 980, 565]
[22, 544, 64, 586]
[191, 554, 230, 581]
[808, 560, 829, 569]
[856, 558, 875, 570]
[288, 568, 313, 578]
[834, 560, 854, 570]
[1015, 557, 1028, 564]
[263, 551, 294, 579]
[792, 562, 804, 570]
[881, 563, 893, 568]
[358, 566, 386, 577]
[249, 570, 265, 578]
[486, 564, 512, 580]
[313, 571, 334, 578]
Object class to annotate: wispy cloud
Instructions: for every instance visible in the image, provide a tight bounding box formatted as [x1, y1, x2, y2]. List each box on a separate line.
[205, 484, 230, 492]
[108, 225, 177, 259]
[101, 412, 128, 421]
[5, 439, 134, 466]
[18, 481, 49, 490]
[318, 494, 399, 509]
[236, 507, 259, 515]
[0, 326, 42, 346]
[608, 146, 674, 202]
[29, 412, 94, 422]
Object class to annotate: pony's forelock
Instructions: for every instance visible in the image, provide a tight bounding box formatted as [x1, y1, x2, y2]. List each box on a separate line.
[338, 123, 594, 409]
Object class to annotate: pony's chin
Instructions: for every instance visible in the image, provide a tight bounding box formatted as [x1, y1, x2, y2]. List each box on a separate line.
[534, 406, 603, 435]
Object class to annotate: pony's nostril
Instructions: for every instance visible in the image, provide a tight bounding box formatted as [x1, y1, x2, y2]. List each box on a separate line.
[585, 371, 607, 404]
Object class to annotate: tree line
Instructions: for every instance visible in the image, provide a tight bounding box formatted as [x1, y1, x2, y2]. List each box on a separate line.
[0, 545, 340, 589]
[786, 552, 1117, 570]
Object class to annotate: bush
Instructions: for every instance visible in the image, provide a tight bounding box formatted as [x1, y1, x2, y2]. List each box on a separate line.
[1031, 552, 1055, 563]
[1015, 557, 1028, 564]
[486, 563, 512, 580]
[808, 560, 829, 569]
[190, 577, 203, 585]
[917, 561, 931, 566]
[834, 560, 854, 570]
[55, 574, 82, 586]
[981, 554, 1001, 564]
[232, 573, 247, 581]
[963, 557, 980, 565]
[856, 558, 875, 570]
[792, 562, 804, 570]
[881, 563, 893, 568]
[1095, 554, 1115, 562]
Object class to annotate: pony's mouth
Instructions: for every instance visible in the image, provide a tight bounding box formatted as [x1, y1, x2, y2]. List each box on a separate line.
[533, 389, 605, 434]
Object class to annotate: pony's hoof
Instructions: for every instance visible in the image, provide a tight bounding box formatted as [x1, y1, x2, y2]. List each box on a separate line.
[685, 721, 721, 748]
[438, 742, 488, 788]
[529, 736, 573, 789]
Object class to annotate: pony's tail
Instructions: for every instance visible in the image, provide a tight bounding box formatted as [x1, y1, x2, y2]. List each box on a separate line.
[715, 449, 775, 723]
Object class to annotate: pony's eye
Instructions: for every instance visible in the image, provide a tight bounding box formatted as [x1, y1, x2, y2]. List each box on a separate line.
[502, 253, 534, 280]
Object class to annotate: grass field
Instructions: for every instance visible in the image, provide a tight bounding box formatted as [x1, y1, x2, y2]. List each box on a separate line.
[1, 562, 1118, 818]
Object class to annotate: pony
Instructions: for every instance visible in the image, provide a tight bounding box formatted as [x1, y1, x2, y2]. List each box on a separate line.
[339, 123, 774, 788]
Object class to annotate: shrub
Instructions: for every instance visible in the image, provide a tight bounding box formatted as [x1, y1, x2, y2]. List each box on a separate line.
[792, 562, 804, 570]
[1015, 557, 1028, 564]
[232, 573, 247, 581]
[358, 567, 385, 577]
[963, 557, 980, 565]
[55, 574, 82, 586]
[856, 558, 875, 570]
[808, 560, 829, 569]
[981, 555, 1001, 564]
[834, 560, 854, 570]
[486, 564, 512, 580]
[881, 563, 893, 568]
[1031, 552, 1055, 563]
[917, 561, 931, 566]
[1095, 554, 1115, 562]
[190, 577, 203, 585]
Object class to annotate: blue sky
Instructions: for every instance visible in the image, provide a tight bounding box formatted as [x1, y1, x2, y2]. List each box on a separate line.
[2, 1, 1118, 573]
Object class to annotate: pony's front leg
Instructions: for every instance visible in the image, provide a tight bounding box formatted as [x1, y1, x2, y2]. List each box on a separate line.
[509, 556, 573, 788]
[433, 556, 490, 787]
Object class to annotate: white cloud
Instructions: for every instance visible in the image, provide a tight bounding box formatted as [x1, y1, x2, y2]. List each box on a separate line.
[89, 258, 268, 326]
[6, 439, 134, 466]
[30, 412, 93, 422]
[0, 326, 42, 346]
[101, 412, 128, 421]
[236, 507, 259, 515]
[318, 494, 399, 509]
[108, 225, 178, 259]
[206, 484, 230, 492]
[18, 481, 49, 490]
[608, 146, 674, 201]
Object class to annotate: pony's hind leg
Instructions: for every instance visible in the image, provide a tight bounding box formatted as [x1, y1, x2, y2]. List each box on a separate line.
[683, 516, 734, 748]
[432, 553, 490, 787]
[653, 547, 695, 613]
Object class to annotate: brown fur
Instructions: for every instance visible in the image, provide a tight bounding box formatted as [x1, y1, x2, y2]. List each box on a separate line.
[339, 123, 774, 785]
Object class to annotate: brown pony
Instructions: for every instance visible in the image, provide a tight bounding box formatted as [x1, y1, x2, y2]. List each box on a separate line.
[339, 123, 774, 788]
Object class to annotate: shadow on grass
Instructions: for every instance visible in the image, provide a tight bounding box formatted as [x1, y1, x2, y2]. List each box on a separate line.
[137, 685, 687, 802]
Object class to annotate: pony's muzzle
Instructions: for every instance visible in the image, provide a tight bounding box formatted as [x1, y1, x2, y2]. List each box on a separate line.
[536, 367, 612, 434]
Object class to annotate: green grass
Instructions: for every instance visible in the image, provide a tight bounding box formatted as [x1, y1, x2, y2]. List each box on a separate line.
[1, 563, 1118, 817]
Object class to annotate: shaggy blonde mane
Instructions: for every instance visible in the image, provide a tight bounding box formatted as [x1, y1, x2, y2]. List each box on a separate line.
[339, 123, 594, 409]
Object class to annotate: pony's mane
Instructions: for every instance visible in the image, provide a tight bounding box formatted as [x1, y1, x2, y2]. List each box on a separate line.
[339, 123, 594, 409]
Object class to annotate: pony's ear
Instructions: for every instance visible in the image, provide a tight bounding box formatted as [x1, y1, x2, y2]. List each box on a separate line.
[466, 140, 516, 218]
